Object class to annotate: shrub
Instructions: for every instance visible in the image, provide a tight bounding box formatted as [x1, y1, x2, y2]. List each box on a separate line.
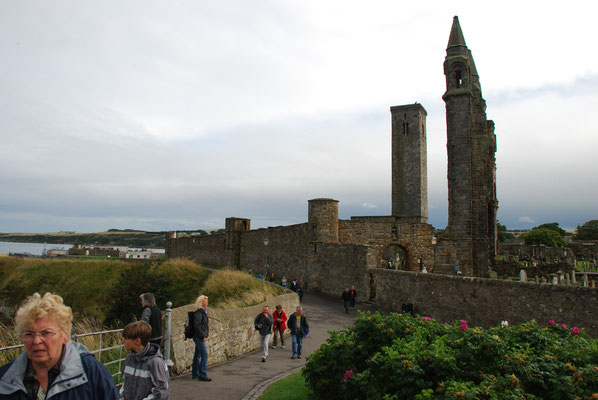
[303, 312, 598, 399]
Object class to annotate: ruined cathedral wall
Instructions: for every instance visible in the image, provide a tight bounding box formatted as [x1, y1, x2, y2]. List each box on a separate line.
[372, 269, 598, 337]
[166, 234, 227, 265]
[307, 242, 377, 299]
[238, 223, 309, 279]
[339, 218, 435, 271]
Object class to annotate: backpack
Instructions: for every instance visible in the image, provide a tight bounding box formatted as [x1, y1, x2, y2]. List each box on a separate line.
[184, 311, 195, 340]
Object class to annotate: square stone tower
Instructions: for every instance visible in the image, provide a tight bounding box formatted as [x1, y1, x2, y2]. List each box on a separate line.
[391, 103, 428, 223]
[442, 16, 498, 276]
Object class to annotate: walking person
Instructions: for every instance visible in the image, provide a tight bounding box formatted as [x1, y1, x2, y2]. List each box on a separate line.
[120, 321, 170, 400]
[192, 295, 211, 381]
[254, 306, 273, 362]
[288, 306, 309, 359]
[341, 288, 352, 313]
[140, 293, 163, 347]
[271, 305, 287, 349]
[349, 285, 357, 309]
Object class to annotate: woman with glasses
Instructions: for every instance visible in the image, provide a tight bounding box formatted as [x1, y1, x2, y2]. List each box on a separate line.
[0, 292, 119, 399]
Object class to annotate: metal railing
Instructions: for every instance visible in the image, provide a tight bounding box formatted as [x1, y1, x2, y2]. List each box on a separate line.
[0, 302, 174, 383]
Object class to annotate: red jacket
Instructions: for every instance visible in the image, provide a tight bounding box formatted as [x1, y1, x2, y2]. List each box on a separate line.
[272, 309, 287, 332]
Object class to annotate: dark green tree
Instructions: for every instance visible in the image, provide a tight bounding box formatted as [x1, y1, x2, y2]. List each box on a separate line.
[535, 222, 566, 237]
[521, 228, 566, 247]
[105, 262, 169, 324]
[575, 220, 598, 240]
[497, 222, 515, 242]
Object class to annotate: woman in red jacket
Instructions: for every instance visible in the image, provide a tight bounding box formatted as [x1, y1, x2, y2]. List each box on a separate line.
[271, 304, 287, 349]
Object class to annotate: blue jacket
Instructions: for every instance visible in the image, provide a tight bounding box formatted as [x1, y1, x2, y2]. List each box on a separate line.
[0, 341, 120, 400]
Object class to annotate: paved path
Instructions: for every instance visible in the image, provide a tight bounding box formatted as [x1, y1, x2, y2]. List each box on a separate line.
[170, 292, 377, 400]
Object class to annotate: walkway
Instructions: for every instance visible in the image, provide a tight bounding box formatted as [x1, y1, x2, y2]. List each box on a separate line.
[170, 292, 377, 400]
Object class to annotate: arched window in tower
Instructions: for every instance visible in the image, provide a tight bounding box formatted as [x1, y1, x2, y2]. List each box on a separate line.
[452, 64, 465, 88]
[403, 114, 409, 134]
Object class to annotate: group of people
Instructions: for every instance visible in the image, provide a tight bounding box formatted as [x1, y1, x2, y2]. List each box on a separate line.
[0, 286, 317, 399]
[255, 273, 305, 302]
[341, 286, 358, 313]
[253, 305, 309, 362]
[0, 292, 170, 400]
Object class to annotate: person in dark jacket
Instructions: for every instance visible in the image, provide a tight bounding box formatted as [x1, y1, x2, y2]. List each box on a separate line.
[288, 306, 309, 359]
[140, 293, 162, 346]
[341, 288, 352, 313]
[192, 295, 211, 382]
[254, 306, 273, 362]
[121, 321, 169, 400]
[0, 292, 119, 400]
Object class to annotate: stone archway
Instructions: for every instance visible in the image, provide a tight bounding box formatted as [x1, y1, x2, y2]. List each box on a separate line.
[380, 243, 409, 270]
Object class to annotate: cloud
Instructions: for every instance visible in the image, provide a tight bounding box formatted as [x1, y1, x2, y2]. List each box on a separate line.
[361, 203, 379, 209]
[518, 217, 536, 225]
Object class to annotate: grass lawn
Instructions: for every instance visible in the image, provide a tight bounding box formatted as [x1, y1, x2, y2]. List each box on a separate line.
[259, 371, 309, 400]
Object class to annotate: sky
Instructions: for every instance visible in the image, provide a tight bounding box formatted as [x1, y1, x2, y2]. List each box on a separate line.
[1, 1, 597, 234]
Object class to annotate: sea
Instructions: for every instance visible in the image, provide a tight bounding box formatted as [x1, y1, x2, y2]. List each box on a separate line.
[0, 241, 74, 256]
[0, 241, 166, 256]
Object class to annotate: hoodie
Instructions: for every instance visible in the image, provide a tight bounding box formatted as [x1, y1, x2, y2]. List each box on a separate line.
[120, 342, 169, 400]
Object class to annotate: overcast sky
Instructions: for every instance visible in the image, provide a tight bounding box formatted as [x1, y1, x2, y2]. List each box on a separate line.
[1, 1, 597, 234]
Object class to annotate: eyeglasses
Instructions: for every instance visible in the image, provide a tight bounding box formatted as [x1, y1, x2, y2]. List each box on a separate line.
[21, 329, 57, 342]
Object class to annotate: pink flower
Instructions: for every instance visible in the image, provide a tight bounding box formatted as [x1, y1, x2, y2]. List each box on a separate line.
[422, 316, 431, 321]
[572, 327, 580, 334]
[562, 324, 568, 330]
[460, 324, 468, 331]
[460, 320, 468, 324]
[548, 320, 555, 325]
[343, 370, 354, 382]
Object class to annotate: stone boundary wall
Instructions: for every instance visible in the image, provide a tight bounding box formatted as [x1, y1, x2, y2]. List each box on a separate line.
[169, 292, 300, 374]
[308, 242, 376, 300]
[238, 224, 308, 279]
[167, 234, 227, 266]
[372, 269, 598, 337]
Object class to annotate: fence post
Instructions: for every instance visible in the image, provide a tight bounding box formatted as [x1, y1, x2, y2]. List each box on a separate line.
[164, 301, 174, 374]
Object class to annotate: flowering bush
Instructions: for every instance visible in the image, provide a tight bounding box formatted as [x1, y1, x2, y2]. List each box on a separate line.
[303, 312, 598, 399]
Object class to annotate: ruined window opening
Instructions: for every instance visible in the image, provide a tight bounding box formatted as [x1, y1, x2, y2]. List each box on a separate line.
[403, 121, 409, 134]
[456, 70, 463, 88]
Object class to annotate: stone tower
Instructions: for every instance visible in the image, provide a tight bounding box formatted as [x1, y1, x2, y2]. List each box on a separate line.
[442, 16, 498, 276]
[391, 103, 428, 223]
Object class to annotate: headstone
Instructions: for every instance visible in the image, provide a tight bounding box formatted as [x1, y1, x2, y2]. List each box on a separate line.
[583, 274, 589, 287]
[519, 269, 527, 282]
[571, 270, 577, 285]
[551, 274, 559, 285]
[565, 273, 570, 285]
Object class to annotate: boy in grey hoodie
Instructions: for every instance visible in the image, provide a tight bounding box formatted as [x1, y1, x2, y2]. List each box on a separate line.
[121, 321, 170, 400]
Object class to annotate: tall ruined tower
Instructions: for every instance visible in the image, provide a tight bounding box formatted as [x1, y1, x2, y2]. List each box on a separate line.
[443, 16, 498, 276]
[391, 103, 428, 223]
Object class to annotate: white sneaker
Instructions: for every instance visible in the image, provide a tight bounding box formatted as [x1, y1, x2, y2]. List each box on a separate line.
[272, 345, 276, 349]
[281, 345, 285, 349]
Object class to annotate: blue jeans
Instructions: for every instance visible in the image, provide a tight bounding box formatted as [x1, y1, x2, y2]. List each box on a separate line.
[291, 333, 303, 356]
[192, 337, 208, 378]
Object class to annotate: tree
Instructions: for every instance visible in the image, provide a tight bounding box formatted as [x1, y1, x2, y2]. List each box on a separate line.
[575, 220, 598, 240]
[521, 228, 566, 247]
[535, 222, 566, 237]
[497, 222, 515, 242]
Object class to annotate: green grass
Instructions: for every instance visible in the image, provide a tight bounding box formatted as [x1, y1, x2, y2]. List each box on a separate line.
[259, 371, 309, 400]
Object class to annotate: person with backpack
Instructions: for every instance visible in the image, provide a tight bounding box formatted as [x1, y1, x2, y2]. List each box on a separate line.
[191, 295, 211, 382]
[140, 293, 162, 347]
